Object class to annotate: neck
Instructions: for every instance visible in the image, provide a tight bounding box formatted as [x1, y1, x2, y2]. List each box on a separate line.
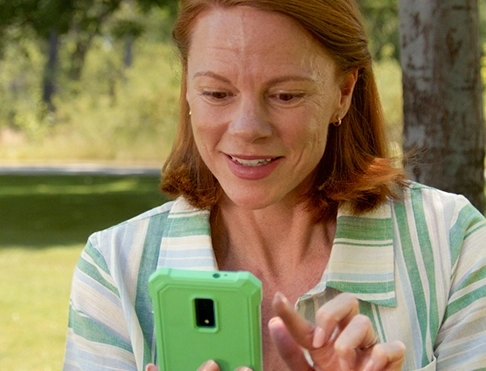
[211, 199, 336, 277]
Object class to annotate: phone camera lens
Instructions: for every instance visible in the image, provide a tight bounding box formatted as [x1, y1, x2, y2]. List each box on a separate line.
[195, 298, 216, 328]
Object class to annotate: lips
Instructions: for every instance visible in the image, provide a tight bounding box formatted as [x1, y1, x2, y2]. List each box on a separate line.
[225, 154, 281, 180]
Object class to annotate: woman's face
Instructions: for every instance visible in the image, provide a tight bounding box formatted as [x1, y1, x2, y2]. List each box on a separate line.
[186, 6, 356, 210]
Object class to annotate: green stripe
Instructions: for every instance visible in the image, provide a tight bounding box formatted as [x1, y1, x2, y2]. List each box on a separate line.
[77, 255, 119, 297]
[135, 212, 169, 366]
[358, 301, 388, 342]
[68, 306, 133, 352]
[330, 281, 395, 295]
[394, 200, 430, 366]
[84, 240, 110, 275]
[411, 190, 440, 353]
[358, 301, 378, 330]
[447, 265, 486, 317]
[373, 305, 388, 343]
[447, 284, 486, 318]
[334, 241, 393, 247]
[167, 213, 211, 237]
[450, 204, 485, 265]
[335, 216, 393, 241]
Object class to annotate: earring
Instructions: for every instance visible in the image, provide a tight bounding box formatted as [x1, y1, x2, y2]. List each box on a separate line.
[189, 110, 192, 116]
[333, 116, 342, 127]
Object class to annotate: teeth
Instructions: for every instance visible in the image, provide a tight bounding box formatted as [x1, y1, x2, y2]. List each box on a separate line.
[231, 156, 274, 166]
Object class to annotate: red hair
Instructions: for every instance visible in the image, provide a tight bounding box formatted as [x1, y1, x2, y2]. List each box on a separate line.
[161, 0, 405, 221]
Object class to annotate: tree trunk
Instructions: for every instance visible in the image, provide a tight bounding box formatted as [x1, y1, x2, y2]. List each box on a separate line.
[399, 0, 484, 212]
[69, 35, 95, 82]
[42, 29, 60, 112]
[123, 33, 134, 69]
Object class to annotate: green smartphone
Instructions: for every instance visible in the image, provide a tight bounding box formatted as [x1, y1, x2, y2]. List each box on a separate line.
[148, 268, 263, 371]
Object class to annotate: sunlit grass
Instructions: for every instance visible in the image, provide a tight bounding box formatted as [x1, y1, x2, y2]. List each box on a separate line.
[0, 174, 167, 370]
[0, 246, 83, 371]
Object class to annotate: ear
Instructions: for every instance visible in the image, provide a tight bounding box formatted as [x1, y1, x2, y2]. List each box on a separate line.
[336, 69, 358, 118]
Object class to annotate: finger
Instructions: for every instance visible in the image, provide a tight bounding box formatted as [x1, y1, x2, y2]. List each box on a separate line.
[333, 314, 376, 369]
[145, 364, 158, 371]
[197, 360, 220, 371]
[268, 316, 314, 371]
[272, 292, 315, 349]
[364, 341, 406, 371]
[313, 293, 360, 348]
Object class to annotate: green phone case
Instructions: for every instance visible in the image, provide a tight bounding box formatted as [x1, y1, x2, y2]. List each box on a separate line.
[148, 268, 263, 371]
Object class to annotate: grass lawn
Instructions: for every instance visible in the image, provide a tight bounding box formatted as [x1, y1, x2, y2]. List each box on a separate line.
[0, 174, 167, 370]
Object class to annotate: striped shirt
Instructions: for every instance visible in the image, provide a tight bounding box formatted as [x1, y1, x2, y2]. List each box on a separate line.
[63, 182, 486, 370]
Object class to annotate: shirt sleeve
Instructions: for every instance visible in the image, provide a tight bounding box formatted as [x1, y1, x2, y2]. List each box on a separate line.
[435, 201, 486, 370]
[63, 239, 138, 371]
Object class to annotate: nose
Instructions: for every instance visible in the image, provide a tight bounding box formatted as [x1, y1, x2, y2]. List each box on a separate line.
[228, 96, 272, 143]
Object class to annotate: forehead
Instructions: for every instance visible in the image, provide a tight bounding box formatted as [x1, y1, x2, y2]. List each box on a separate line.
[187, 6, 336, 78]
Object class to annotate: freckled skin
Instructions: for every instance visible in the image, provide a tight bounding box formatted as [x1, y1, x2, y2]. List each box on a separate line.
[186, 6, 350, 211]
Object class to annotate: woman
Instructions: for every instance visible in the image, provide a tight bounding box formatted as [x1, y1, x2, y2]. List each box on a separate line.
[63, 0, 486, 370]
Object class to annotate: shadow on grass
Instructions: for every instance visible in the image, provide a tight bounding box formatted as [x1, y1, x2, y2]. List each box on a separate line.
[0, 174, 169, 248]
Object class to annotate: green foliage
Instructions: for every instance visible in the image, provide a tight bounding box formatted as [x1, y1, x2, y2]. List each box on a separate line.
[373, 58, 403, 154]
[480, 0, 486, 41]
[358, 0, 400, 61]
[0, 6, 180, 163]
[0, 27, 51, 140]
[0, 0, 75, 37]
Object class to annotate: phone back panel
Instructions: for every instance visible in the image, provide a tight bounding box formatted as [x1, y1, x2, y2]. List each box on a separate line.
[149, 268, 263, 371]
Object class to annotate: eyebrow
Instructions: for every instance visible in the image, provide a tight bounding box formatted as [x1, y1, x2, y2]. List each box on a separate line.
[193, 71, 232, 84]
[192, 71, 316, 87]
[264, 75, 316, 87]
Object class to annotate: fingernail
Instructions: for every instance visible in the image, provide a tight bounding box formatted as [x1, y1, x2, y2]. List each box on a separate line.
[268, 316, 280, 326]
[201, 360, 217, 370]
[312, 326, 327, 348]
[274, 291, 290, 307]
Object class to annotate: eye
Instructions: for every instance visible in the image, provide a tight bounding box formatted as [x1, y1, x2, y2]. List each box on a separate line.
[201, 91, 232, 100]
[276, 93, 298, 101]
[270, 92, 306, 105]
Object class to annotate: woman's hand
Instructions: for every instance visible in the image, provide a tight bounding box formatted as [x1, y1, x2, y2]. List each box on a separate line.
[145, 361, 252, 371]
[269, 292, 405, 371]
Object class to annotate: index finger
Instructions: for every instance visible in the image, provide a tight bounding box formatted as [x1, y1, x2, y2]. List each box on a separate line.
[272, 291, 316, 349]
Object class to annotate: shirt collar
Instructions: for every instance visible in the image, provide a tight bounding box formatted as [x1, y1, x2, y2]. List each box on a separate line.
[161, 197, 397, 307]
[158, 197, 218, 270]
[323, 202, 396, 307]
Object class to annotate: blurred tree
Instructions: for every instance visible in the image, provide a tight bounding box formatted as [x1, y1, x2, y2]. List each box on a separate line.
[0, 0, 177, 109]
[68, 0, 123, 82]
[0, 0, 75, 111]
[399, 0, 484, 212]
[357, 0, 400, 61]
[68, 0, 176, 81]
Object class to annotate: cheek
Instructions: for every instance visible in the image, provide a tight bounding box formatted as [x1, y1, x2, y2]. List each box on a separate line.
[298, 116, 330, 152]
[191, 118, 224, 159]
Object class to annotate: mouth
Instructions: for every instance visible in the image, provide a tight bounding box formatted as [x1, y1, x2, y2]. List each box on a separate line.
[229, 155, 279, 167]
